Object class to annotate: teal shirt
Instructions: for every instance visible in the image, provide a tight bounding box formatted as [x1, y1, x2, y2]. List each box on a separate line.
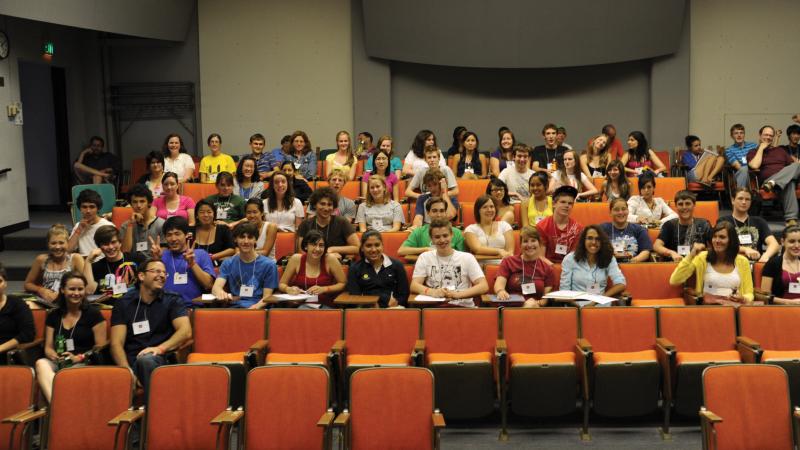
[402, 225, 465, 251]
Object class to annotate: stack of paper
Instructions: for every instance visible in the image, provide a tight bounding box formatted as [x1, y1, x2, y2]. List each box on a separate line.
[543, 290, 617, 305]
[272, 293, 314, 301]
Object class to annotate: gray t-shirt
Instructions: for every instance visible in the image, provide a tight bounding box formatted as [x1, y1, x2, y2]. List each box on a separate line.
[408, 166, 458, 194]
[356, 201, 405, 231]
[308, 196, 357, 220]
[120, 217, 165, 260]
[499, 167, 534, 201]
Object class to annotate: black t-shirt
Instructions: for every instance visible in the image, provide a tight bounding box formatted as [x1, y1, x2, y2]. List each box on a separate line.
[75, 151, 122, 182]
[657, 218, 712, 251]
[345, 257, 410, 307]
[110, 289, 187, 366]
[762, 254, 795, 298]
[297, 216, 355, 248]
[0, 296, 35, 347]
[531, 145, 567, 171]
[718, 215, 772, 251]
[91, 253, 141, 292]
[192, 225, 235, 264]
[46, 306, 104, 354]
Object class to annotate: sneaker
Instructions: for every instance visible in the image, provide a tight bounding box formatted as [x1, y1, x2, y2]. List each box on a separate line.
[763, 180, 777, 193]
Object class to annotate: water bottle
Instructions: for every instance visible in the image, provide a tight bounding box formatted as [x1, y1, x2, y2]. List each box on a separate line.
[55, 333, 66, 355]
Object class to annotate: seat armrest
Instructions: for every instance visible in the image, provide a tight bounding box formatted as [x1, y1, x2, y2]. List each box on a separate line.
[167, 339, 193, 364]
[618, 291, 631, 306]
[210, 408, 244, 425]
[108, 408, 145, 426]
[249, 339, 269, 353]
[317, 409, 335, 428]
[1, 408, 43, 424]
[432, 410, 446, 429]
[331, 340, 345, 353]
[699, 408, 722, 424]
[414, 339, 425, 353]
[333, 410, 350, 427]
[736, 336, 760, 350]
[656, 337, 676, 352]
[496, 339, 507, 354]
[576, 338, 592, 352]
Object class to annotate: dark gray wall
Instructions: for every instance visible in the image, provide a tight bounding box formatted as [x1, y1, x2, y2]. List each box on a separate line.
[362, 0, 686, 68]
[19, 61, 58, 205]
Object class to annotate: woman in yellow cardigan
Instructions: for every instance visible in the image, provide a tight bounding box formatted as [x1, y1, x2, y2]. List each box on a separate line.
[669, 221, 753, 305]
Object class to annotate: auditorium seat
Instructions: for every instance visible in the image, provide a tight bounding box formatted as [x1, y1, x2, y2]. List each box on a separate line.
[274, 232, 296, 264]
[182, 183, 218, 203]
[111, 206, 133, 229]
[456, 179, 489, 203]
[264, 310, 343, 369]
[692, 201, 719, 225]
[571, 203, 608, 228]
[0, 366, 36, 450]
[619, 263, 685, 306]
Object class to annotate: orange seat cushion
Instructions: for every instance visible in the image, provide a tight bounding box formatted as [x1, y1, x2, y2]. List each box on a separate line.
[676, 350, 741, 365]
[630, 298, 685, 307]
[510, 352, 575, 366]
[347, 354, 411, 366]
[428, 352, 492, 364]
[266, 353, 328, 366]
[761, 350, 800, 362]
[186, 352, 245, 363]
[594, 350, 657, 365]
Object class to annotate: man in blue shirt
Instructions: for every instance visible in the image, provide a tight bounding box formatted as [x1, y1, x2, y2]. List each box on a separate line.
[150, 216, 215, 307]
[241, 133, 280, 181]
[212, 222, 279, 309]
[682, 135, 725, 186]
[724, 123, 758, 188]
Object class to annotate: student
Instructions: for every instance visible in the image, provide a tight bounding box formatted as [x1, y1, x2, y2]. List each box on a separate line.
[308, 169, 357, 220]
[555, 126, 572, 150]
[356, 175, 404, 232]
[110, 259, 191, 396]
[653, 190, 712, 261]
[410, 218, 489, 303]
[626, 173, 677, 226]
[83, 225, 141, 295]
[548, 149, 598, 200]
[754, 126, 798, 225]
[520, 172, 552, 227]
[725, 123, 758, 188]
[601, 160, 631, 201]
[718, 187, 780, 262]
[25, 224, 85, 302]
[262, 170, 305, 232]
[355, 131, 376, 161]
[405, 146, 459, 200]
[586, 124, 624, 160]
[560, 226, 627, 298]
[783, 124, 800, 160]
[621, 131, 667, 177]
[212, 222, 279, 309]
[152, 172, 195, 225]
[296, 187, 360, 260]
[580, 134, 611, 179]
[243, 198, 278, 259]
[0, 263, 35, 364]
[761, 225, 800, 305]
[67, 189, 114, 256]
[199, 133, 237, 184]
[669, 221, 753, 305]
[73, 135, 121, 184]
[121, 184, 165, 260]
[486, 178, 515, 224]
[682, 135, 725, 186]
[136, 151, 165, 197]
[499, 144, 535, 202]
[490, 129, 516, 178]
[162, 133, 195, 183]
[278, 230, 347, 308]
[326, 131, 357, 181]
[453, 131, 486, 178]
[494, 226, 555, 307]
[240, 133, 279, 181]
[599, 198, 652, 263]
[192, 200, 236, 264]
[399, 198, 466, 260]
[536, 186, 583, 264]
[279, 161, 313, 203]
[346, 231, 410, 307]
[34, 272, 106, 402]
[364, 135, 402, 179]
[270, 135, 291, 170]
[531, 123, 567, 173]
[411, 169, 458, 227]
[447, 126, 467, 157]
[464, 195, 514, 264]
[284, 130, 317, 181]
[149, 217, 215, 308]
[203, 172, 246, 224]
[361, 150, 400, 201]
[402, 130, 445, 176]
[233, 156, 266, 200]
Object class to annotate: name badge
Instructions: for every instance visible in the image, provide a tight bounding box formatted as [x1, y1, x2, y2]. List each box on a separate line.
[217, 209, 228, 220]
[209, 173, 218, 182]
[464, 167, 474, 174]
[555, 244, 568, 255]
[547, 163, 556, 171]
[104, 274, 116, 290]
[306, 295, 319, 303]
[741, 156, 747, 164]
[588, 283, 603, 294]
[789, 282, 800, 294]
[240, 285, 255, 297]
[132, 320, 150, 335]
[738, 234, 753, 245]
[174, 273, 188, 285]
[65, 338, 75, 352]
[613, 241, 625, 253]
[592, 171, 603, 178]
[294, 161, 301, 169]
[677, 245, 690, 256]
[443, 282, 457, 291]
[521, 282, 537, 295]
[112, 282, 128, 295]
[635, 167, 643, 175]
[136, 241, 148, 252]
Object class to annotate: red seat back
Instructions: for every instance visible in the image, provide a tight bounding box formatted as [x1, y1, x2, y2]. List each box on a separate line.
[658, 306, 736, 352]
[192, 310, 266, 354]
[267, 310, 342, 354]
[738, 306, 800, 351]
[0, 367, 35, 449]
[619, 263, 683, 300]
[422, 309, 498, 355]
[581, 307, 657, 353]
[344, 309, 420, 356]
[503, 308, 578, 355]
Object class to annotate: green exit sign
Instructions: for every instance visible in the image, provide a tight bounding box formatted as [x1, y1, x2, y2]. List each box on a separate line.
[43, 41, 54, 55]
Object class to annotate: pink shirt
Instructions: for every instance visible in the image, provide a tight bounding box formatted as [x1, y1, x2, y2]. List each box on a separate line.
[152, 195, 195, 220]
[361, 171, 399, 192]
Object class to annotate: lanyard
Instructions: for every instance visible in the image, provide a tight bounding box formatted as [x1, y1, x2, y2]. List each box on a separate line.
[435, 253, 454, 286]
[169, 252, 187, 275]
[57, 311, 81, 341]
[520, 257, 538, 284]
[313, 218, 331, 243]
[237, 256, 257, 287]
[133, 297, 148, 323]
[677, 219, 694, 245]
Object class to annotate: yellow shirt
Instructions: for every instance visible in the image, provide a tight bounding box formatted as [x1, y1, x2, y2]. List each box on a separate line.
[199, 153, 237, 183]
[326, 153, 353, 175]
[527, 196, 553, 225]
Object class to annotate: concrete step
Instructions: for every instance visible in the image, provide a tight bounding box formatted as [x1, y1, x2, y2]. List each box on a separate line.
[0, 250, 42, 281]
[4, 227, 49, 251]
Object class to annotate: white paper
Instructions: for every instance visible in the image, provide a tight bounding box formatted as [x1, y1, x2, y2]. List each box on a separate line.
[488, 294, 525, 302]
[201, 294, 216, 301]
[579, 293, 617, 305]
[447, 299, 477, 308]
[543, 290, 586, 299]
[272, 293, 313, 301]
[413, 295, 446, 302]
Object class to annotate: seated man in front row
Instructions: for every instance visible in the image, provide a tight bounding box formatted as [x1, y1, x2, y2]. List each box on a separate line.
[653, 190, 712, 261]
[110, 259, 191, 396]
[399, 197, 465, 261]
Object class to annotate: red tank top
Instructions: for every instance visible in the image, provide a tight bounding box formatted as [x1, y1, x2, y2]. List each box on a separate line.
[292, 254, 336, 307]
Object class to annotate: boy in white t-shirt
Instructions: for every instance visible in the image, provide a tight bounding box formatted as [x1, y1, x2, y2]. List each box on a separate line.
[499, 144, 535, 203]
[67, 189, 114, 256]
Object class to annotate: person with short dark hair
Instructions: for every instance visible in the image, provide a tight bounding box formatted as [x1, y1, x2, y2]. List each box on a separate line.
[531, 123, 567, 173]
[784, 124, 800, 160]
[67, 189, 114, 256]
[411, 169, 458, 228]
[297, 187, 359, 260]
[212, 222, 279, 309]
[536, 186, 583, 264]
[400, 198, 465, 260]
[404, 146, 459, 200]
[279, 230, 346, 308]
[84, 225, 141, 295]
[499, 144, 535, 202]
[233, 156, 266, 200]
[149, 217, 215, 307]
[241, 133, 280, 180]
[346, 231, 409, 307]
[136, 151, 166, 197]
[110, 259, 191, 396]
[718, 187, 780, 262]
[73, 135, 121, 184]
[356, 131, 376, 161]
[653, 190, 712, 261]
[725, 123, 758, 188]
[555, 126, 572, 150]
[199, 133, 236, 184]
[0, 263, 35, 364]
[204, 172, 246, 224]
[269, 134, 292, 168]
[587, 124, 624, 160]
[559, 225, 626, 297]
[121, 184, 165, 260]
[682, 135, 725, 186]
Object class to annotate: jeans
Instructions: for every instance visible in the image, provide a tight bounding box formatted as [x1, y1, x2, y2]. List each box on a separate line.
[134, 353, 167, 402]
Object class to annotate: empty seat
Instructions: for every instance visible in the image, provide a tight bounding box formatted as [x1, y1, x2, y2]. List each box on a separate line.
[620, 263, 685, 306]
[0, 366, 36, 450]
